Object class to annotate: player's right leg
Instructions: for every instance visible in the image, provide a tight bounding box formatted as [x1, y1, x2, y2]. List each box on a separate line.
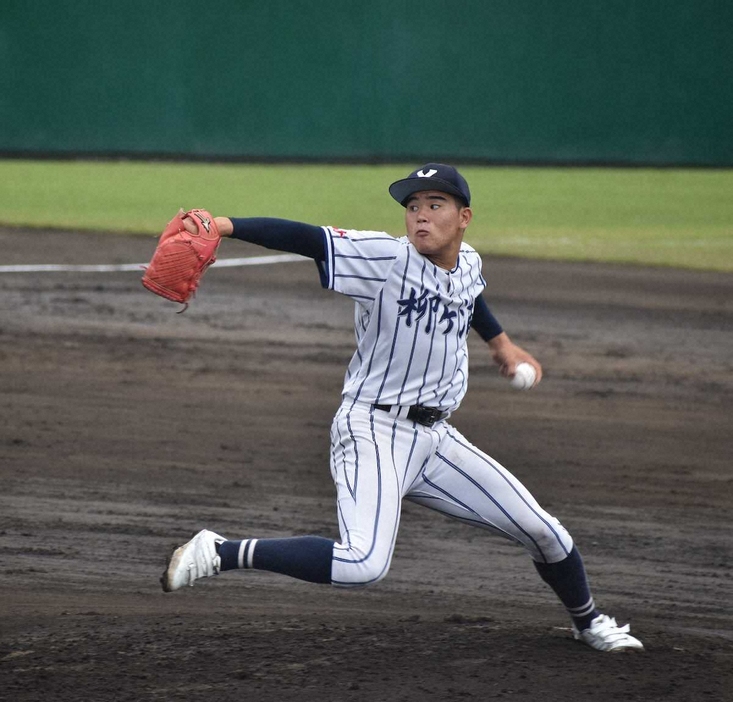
[406, 424, 643, 651]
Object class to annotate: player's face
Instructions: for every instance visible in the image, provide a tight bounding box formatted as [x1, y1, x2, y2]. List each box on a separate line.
[404, 191, 472, 270]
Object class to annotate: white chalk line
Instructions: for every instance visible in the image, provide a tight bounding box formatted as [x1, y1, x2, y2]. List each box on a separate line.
[0, 253, 308, 273]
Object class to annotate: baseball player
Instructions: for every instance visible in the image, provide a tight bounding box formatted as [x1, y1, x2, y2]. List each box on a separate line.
[160, 164, 643, 652]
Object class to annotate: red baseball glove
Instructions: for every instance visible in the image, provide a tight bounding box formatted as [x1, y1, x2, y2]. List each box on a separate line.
[142, 209, 221, 307]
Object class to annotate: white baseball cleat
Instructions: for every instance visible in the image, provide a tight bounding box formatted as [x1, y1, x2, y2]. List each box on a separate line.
[573, 614, 645, 652]
[161, 529, 226, 592]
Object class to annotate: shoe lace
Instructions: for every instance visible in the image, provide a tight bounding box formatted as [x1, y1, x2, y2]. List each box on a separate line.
[185, 551, 221, 586]
[593, 616, 632, 641]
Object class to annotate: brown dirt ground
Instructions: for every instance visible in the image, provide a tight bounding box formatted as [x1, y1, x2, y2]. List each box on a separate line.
[0, 227, 731, 702]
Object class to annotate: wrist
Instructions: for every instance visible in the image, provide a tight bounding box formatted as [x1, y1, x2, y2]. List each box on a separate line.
[214, 217, 233, 237]
[487, 331, 510, 349]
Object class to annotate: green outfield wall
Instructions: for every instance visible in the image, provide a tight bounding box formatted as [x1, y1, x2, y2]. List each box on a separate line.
[1, 1, 731, 165]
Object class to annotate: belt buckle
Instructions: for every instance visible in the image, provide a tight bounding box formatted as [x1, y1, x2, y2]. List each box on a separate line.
[408, 405, 442, 427]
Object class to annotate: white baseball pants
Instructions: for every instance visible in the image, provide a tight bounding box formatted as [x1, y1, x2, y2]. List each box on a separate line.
[329, 399, 573, 587]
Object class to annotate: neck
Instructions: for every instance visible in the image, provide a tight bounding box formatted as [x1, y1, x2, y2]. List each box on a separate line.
[427, 239, 462, 270]
[428, 254, 458, 271]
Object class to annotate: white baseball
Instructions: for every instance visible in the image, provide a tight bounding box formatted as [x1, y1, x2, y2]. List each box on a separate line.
[510, 362, 537, 390]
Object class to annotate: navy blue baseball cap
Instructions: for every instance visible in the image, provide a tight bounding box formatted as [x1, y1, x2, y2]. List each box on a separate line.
[389, 163, 471, 207]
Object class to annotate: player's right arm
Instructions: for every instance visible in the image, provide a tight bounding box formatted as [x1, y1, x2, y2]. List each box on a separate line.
[471, 294, 543, 386]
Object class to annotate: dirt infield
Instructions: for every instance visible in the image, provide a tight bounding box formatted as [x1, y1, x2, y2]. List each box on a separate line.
[1, 228, 731, 701]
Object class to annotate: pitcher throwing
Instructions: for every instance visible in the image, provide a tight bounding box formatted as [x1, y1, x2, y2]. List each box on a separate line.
[157, 164, 643, 653]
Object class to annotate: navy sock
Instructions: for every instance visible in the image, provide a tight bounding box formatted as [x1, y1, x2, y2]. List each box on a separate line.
[218, 536, 334, 584]
[533, 546, 599, 631]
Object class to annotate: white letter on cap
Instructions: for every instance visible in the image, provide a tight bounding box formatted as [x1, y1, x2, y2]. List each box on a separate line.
[417, 169, 438, 178]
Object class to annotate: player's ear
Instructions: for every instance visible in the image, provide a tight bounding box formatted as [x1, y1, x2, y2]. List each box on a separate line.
[459, 206, 473, 228]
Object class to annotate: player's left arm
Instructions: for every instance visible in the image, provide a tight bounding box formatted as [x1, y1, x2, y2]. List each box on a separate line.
[222, 216, 327, 259]
[472, 295, 543, 386]
[182, 215, 327, 260]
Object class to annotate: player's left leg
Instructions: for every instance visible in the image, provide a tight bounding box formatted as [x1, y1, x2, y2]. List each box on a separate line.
[161, 400, 435, 592]
[161, 528, 335, 592]
[405, 424, 643, 651]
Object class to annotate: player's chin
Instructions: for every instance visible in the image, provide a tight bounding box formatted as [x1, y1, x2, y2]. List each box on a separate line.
[410, 236, 436, 255]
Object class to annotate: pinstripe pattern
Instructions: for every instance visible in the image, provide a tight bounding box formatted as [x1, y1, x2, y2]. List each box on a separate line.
[330, 401, 433, 586]
[321, 225, 572, 588]
[329, 400, 573, 586]
[321, 226, 484, 410]
[425, 432, 571, 563]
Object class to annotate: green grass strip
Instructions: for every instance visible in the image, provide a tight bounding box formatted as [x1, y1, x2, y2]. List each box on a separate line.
[2, 160, 731, 271]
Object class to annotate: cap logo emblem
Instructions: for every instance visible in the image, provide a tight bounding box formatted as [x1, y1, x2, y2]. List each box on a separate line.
[417, 169, 438, 178]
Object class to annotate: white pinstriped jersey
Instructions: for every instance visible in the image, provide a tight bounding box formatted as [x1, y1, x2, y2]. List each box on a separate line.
[319, 226, 486, 412]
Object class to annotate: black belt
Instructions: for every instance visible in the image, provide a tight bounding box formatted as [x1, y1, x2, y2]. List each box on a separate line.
[372, 403, 447, 427]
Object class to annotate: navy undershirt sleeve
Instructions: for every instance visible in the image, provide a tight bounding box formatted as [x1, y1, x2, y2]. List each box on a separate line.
[231, 217, 501, 340]
[471, 294, 504, 341]
[229, 217, 326, 260]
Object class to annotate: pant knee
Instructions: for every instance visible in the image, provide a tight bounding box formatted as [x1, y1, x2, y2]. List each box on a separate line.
[331, 546, 392, 587]
[525, 519, 574, 563]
